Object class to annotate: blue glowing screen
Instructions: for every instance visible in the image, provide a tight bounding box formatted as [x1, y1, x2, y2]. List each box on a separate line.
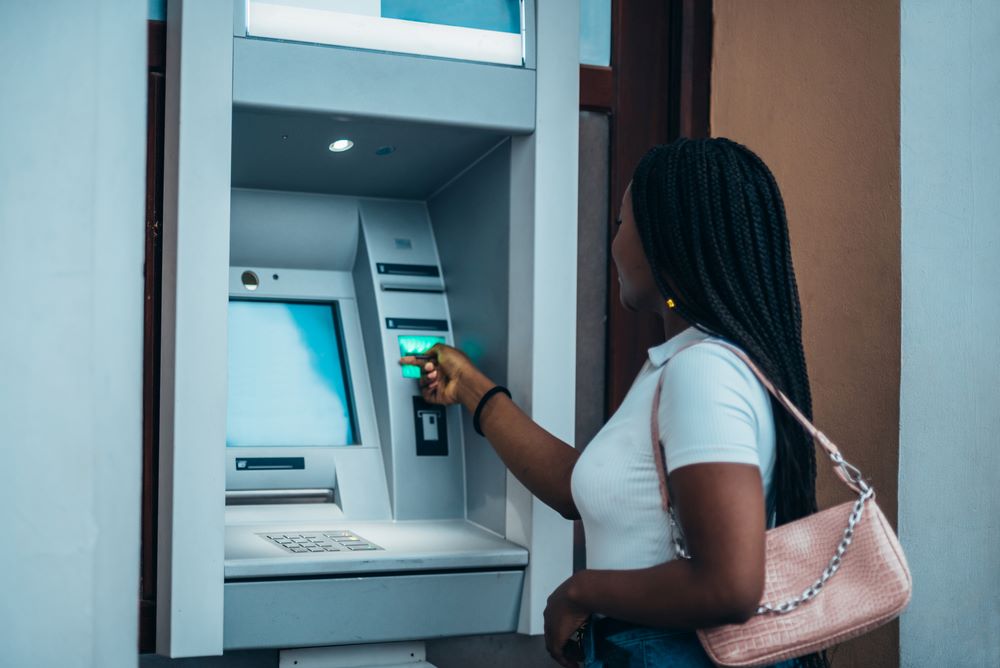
[227, 301, 356, 447]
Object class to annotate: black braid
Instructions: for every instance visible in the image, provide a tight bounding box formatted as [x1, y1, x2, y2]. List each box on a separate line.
[632, 138, 826, 668]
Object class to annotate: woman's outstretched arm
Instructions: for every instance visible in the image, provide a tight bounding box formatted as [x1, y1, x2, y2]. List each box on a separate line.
[401, 344, 581, 520]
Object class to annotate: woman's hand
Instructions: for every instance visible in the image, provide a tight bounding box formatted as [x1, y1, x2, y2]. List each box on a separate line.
[544, 574, 590, 668]
[399, 344, 491, 408]
[402, 344, 582, 519]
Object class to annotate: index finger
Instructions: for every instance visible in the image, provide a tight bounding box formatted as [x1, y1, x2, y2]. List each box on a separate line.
[398, 355, 434, 366]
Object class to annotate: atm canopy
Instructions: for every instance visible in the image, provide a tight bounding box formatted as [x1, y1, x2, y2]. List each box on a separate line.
[232, 109, 507, 199]
[231, 33, 536, 199]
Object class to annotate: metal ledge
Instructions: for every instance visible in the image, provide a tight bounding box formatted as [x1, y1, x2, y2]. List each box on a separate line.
[233, 37, 536, 134]
[224, 569, 525, 649]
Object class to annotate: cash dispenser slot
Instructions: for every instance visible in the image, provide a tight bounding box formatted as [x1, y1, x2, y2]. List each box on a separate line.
[226, 488, 335, 505]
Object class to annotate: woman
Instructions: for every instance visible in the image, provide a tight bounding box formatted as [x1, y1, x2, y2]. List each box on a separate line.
[401, 138, 821, 668]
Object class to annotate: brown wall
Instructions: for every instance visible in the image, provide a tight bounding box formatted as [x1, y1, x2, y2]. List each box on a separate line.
[711, 1, 901, 666]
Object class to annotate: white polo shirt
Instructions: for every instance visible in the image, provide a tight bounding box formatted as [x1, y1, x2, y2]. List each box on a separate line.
[571, 327, 776, 571]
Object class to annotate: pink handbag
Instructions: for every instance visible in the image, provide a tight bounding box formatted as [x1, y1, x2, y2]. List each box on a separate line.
[650, 341, 912, 667]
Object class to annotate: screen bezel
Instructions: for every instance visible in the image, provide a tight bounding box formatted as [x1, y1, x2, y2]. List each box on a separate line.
[225, 267, 383, 493]
[227, 296, 361, 448]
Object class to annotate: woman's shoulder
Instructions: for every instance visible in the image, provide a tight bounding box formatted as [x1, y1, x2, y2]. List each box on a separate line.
[659, 337, 773, 472]
[670, 336, 752, 374]
[666, 338, 767, 400]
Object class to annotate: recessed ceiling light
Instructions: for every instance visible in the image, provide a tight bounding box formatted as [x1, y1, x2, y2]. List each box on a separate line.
[329, 139, 354, 152]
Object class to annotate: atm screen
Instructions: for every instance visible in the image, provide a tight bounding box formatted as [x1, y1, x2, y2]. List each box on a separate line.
[227, 300, 357, 447]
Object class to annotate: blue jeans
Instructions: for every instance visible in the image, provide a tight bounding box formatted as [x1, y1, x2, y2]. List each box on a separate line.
[584, 617, 797, 668]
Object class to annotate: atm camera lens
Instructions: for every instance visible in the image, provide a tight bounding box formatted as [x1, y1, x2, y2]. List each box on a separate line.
[241, 270, 260, 291]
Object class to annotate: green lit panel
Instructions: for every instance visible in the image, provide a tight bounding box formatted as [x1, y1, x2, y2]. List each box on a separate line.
[401, 365, 423, 379]
[399, 335, 445, 378]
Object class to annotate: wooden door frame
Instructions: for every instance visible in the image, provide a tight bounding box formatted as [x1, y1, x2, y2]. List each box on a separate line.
[140, 19, 166, 653]
[580, 0, 712, 416]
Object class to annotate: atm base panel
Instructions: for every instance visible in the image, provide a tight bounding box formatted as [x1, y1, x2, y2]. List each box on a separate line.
[223, 569, 525, 650]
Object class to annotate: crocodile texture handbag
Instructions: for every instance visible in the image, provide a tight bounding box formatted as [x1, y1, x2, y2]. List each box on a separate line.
[650, 341, 912, 667]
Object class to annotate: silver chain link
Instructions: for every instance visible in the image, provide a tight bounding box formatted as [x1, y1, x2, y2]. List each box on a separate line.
[669, 453, 875, 616]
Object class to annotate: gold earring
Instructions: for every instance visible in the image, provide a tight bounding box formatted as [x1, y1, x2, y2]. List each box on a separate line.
[666, 298, 676, 309]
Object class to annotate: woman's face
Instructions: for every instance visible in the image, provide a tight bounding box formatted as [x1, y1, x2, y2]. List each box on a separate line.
[611, 185, 662, 312]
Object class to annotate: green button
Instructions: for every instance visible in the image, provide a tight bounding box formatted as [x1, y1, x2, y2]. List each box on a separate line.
[398, 335, 445, 378]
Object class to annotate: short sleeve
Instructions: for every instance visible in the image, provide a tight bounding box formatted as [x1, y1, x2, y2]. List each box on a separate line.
[658, 343, 763, 473]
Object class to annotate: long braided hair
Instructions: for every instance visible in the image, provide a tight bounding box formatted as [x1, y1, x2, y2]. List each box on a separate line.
[632, 138, 826, 667]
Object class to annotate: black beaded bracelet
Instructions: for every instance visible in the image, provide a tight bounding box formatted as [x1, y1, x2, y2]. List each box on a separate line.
[473, 385, 511, 436]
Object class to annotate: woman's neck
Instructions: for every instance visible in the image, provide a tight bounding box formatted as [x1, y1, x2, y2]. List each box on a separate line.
[660, 305, 689, 341]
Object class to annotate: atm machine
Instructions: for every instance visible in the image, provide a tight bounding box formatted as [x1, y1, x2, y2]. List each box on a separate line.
[157, 0, 578, 663]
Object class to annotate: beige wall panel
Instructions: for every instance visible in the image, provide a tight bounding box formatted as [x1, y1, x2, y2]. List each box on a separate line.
[711, 1, 901, 666]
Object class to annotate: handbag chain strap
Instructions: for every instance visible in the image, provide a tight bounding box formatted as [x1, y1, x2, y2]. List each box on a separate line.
[651, 338, 876, 616]
[754, 485, 874, 614]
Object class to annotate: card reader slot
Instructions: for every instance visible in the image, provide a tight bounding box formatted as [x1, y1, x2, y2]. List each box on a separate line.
[376, 262, 440, 277]
[226, 488, 335, 506]
[379, 282, 445, 294]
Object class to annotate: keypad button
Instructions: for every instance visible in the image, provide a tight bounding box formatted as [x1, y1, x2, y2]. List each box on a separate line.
[261, 530, 380, 553]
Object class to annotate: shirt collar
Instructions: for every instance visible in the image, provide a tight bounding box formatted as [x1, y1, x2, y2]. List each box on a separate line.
[647, 327, 711, 368]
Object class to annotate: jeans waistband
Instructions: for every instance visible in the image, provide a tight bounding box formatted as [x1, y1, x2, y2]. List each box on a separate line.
[590, 616, 644, 640]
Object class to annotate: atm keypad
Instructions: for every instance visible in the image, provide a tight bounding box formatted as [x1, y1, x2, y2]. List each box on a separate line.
[261, 531, 382, 554]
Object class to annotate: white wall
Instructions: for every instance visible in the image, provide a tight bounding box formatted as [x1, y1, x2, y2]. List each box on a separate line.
[899, 1, 1000, 666]
[0, 1, 147, 666]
